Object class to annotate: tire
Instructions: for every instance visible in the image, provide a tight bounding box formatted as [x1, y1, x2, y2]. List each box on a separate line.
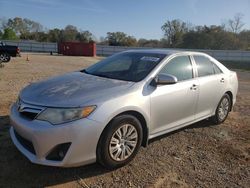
[0, 60, 3, 68]
[211, 93, 231, 124]
[0, 53, 11, 63]
[97, 114, 143, 169]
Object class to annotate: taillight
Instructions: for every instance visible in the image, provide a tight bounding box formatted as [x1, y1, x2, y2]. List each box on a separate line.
[17, 47, 20, 53]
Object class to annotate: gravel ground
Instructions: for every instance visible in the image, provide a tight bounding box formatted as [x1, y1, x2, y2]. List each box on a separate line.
[0, 53, 249, 188]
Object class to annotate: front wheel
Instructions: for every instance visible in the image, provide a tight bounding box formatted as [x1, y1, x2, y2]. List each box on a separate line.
[0, 61, 4, 68]
[211, 93, 231, 124]
[97, 114, 143, 169]
[0, 53, 11, 62]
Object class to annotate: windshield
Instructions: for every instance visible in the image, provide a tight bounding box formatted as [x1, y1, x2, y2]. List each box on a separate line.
[84, 52, 166, 82]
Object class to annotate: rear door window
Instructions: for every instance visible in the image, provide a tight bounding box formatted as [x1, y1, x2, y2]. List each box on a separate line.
[194, 55, 214, 77]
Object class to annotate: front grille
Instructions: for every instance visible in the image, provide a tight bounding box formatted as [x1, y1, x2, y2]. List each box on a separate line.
[17, 100, 44, 120]
[14, 130, 36, 155]
[20, 111, 38, 120]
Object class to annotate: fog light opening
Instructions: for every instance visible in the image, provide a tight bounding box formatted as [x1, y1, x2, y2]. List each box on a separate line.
[58, 150, 65, 158]
[46, 142, 71, 161]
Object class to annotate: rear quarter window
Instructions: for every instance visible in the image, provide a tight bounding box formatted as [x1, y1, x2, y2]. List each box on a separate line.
[213, 63, 223, 74]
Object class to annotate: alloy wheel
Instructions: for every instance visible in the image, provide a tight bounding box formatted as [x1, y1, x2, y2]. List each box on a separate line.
[0, 54, 8, 62]
[218, 97, 230, 121]
[109, 124, 138, 162]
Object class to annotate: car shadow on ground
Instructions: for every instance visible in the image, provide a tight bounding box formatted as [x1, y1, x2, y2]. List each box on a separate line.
[0, 115, 216, 187]
[148, 118, 217, 144]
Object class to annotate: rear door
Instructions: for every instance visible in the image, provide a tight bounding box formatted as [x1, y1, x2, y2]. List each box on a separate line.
[192, 55, 226, 119]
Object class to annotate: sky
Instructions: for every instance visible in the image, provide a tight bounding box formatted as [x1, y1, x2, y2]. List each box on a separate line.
[0, 0, 250, 40]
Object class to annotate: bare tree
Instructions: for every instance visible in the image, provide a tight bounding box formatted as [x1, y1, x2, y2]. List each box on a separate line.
[227, 13, 244, 33]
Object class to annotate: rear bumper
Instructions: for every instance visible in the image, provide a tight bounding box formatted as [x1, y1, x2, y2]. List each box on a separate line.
[9, 103, 104, 167]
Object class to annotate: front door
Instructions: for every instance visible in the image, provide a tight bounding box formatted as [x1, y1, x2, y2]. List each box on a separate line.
[150, 55, 198, 136]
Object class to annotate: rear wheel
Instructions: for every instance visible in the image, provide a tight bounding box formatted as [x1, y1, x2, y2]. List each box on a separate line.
[97, 114, 143, 169]
[0, 53, 11, 62]
[211, 93, 231, 124]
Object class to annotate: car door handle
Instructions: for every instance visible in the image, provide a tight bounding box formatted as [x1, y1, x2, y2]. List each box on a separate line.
[220, 78, 225, 83]
[190, 84, 198, 90]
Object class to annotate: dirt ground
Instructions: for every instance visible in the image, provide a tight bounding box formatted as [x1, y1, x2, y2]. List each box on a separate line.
[0, 53, 249, 188]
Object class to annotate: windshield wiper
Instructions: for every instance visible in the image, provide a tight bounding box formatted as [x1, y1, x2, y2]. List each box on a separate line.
[92, 73, 113, 79]
[80, 70, 113, 79]
[80, 69, 90, 74]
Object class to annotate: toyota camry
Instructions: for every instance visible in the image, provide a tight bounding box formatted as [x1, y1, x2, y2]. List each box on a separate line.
[10, 50, 238, 169]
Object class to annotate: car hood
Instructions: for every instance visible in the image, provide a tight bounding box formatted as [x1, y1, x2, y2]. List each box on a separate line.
[20, 72, 134, 107]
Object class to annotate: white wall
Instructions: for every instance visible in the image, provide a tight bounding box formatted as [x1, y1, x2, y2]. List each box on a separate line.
[96, 45, 250, 62]
[2, 40, 250, 61]
[2, 40, 58, 53]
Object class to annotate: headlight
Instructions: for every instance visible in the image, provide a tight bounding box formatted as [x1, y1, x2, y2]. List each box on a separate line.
[36, 106, 96, 125]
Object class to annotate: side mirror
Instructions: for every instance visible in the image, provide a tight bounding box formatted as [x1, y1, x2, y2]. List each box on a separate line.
[155, 73, 177, 85]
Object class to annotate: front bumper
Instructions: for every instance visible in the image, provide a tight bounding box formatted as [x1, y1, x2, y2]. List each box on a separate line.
[9, 103, 104, 167]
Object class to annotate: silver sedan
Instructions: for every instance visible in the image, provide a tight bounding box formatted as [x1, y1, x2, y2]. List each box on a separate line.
[10, 50, 238, 169]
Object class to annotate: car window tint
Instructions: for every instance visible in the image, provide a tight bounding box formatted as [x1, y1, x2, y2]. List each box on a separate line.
[213, 63, 223, 74]
[98, 56, 132, 72]
[86, 52, 166, 82]
[159, 56, 193, 81]
[194, 55, 214, 77]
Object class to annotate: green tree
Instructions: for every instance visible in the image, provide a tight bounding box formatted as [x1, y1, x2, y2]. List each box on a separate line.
[138, 38, 161, 47]
[181, 25, 244, 50]
[106, 32, 137, 46]
[6, 17, 43, 36]
[2, 28, 18, 40]
[33, 32, 49, 42]
[76, 30, 93, 42]
[181, 26, 216, 49]
[106, 32, 127, 46]
[47, 28, 62, 42]
[62, 25, 78, 41]
[48, 27, 95, 43]
[161, 19, 188, 47]
[125, 35, 137, 46]
[238, 30, 250, 50]
[7, 17, 27, 35]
